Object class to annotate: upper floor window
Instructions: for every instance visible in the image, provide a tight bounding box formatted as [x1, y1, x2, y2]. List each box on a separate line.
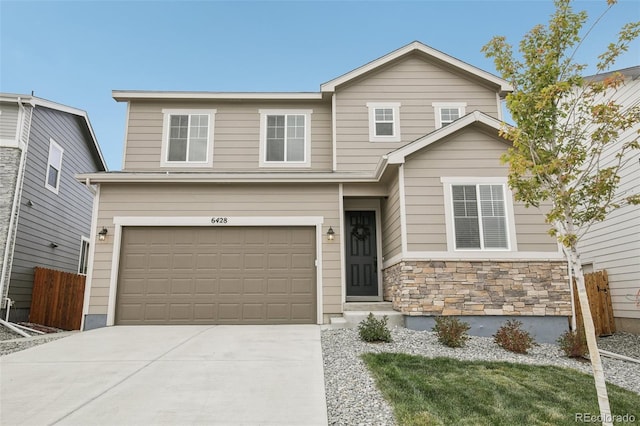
[161, 109, 216, 167]
[45, 138, 63, 194]
[441, 177, 517, 251]
[433, 102, 466, 129]
[259, 109, 312, 167]
[367, 102, 401, 142]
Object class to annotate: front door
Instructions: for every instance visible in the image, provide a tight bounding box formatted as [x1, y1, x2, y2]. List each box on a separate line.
[345, 211, 378, 297]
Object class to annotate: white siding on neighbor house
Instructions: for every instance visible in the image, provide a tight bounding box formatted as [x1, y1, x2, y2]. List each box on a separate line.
[402, 126, 558, 253]
[123, 100, 332, 172]
[578, 76, 640, 320]
[0, 102, 19, 143]
[335, 54, 501, 172]
[88, 183, 342, 318]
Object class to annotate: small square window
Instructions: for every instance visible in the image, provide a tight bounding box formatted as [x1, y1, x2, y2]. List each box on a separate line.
[367, 103, 401, 142]
[433, 103, 467, 129]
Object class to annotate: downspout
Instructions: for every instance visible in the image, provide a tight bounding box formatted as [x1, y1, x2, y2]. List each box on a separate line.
[0, 98, 30, 316]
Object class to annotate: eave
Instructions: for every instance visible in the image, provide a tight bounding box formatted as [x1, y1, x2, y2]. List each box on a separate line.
[320, 41, 513, 96]
[112, 90, 324, 102]
[76, 170, 383, 185]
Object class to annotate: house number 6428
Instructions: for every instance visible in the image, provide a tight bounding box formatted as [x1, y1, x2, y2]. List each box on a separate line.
[211, 217, 228, 224]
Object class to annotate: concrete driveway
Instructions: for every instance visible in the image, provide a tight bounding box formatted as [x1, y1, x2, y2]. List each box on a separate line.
[1, 325, 328, 425]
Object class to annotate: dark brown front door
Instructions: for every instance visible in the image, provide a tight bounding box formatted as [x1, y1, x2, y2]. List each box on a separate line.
[346, 211, 378, 297]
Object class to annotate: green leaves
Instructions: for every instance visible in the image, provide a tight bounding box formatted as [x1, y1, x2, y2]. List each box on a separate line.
[483, 0, 640, 250]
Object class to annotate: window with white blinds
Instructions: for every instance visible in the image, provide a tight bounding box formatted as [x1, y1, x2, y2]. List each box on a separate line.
[452, 184, 508, 249]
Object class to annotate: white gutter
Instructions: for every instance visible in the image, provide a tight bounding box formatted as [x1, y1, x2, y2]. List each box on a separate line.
[0, 98, 30, 310]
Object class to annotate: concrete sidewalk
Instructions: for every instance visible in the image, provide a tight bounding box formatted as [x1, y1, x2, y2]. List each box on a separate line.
[1, 325, 328, 425]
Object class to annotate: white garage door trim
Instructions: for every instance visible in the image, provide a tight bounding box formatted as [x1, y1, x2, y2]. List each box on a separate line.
[106, 216, 325, 326]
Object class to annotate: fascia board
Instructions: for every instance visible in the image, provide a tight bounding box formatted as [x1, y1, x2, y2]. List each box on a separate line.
[386, 111, 507, 164]
[112, 91, 323, 101]
[321, 41, 512, 94]
[0, 93, 108, 171]
[75, 171, 380, 184]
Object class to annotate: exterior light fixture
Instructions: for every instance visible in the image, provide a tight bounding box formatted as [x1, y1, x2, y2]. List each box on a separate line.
[327, 226, 335, 241]
[49, 242, 58, 248]
[98, 227, 108, 241]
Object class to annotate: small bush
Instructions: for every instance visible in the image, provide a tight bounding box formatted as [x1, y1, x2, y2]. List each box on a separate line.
[557, 330, 588, 358]
[432, 316, 470, 348]
[493, 320, 537, 354]
[358, 313, 392, 343]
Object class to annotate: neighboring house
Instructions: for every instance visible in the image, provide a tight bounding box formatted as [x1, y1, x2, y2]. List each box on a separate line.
[77, 41, 571, 340]
[0, 94, 107, 322]
[577, 66, 640, 334]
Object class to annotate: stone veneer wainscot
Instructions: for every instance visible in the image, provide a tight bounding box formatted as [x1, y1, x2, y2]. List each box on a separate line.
[383, 260, 572, 317]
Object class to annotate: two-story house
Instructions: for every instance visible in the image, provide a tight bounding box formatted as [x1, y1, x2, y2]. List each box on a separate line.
[78, 42, 572, 340]
[0, 94, 107, 322]
[577, 66, 640, 334]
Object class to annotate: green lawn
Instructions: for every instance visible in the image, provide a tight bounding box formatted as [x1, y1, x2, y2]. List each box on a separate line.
[362, 353, 640, 426]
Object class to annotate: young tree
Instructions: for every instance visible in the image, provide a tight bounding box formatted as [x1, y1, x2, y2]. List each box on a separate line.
[482, 0, 640, 423]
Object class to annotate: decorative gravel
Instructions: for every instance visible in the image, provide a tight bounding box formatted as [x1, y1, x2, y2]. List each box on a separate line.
[2, 323, 639, 425]
[321, 327, 640, 426]
[0, 326, 71, 356]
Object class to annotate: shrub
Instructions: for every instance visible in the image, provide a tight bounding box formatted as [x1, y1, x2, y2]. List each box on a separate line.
[493, 320, 537, 354]
[557, 330, 588, 358]
[432, 316, 470, 348]
[358, 313, 392, 343]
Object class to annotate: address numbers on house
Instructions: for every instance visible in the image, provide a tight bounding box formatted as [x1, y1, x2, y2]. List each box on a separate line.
[210, 217, 229, 224]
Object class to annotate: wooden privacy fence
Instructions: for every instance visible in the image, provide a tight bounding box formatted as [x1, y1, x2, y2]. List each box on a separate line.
[30, 267, 85, 330]
[573, 270, 616, 337]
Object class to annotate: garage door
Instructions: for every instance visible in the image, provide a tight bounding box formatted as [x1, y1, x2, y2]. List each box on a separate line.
[115, 226, 316, 325]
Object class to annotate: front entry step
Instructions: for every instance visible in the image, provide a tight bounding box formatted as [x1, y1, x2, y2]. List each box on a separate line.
[327, 302, 404, 329]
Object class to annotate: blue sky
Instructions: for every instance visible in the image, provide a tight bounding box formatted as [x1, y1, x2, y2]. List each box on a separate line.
[1, 0, 638, 170]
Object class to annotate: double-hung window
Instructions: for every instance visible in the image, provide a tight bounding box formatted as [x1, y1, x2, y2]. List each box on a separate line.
[161, 109, 216, 167]
[367, 102, 401, 142]
[45, 138, 64, 194]
[442, 178, 516, 251]
[259, 109, 312, 167]
[433, 102, 466, 129]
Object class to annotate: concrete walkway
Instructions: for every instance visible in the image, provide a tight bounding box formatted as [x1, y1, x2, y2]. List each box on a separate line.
[1, 325, 328, 425]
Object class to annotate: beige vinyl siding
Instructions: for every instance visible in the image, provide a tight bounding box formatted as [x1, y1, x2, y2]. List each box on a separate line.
[88, 183, 341, 317]
[0, 102, 19, 141]
[381, 174, 402, 260]
[335, 54, 500, 172]
[578, 77, 640, 320]
[123, 100, 332, 172]
[403, 126, 558, 253]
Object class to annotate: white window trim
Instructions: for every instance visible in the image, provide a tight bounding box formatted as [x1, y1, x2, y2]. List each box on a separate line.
[160, 109, 216, 168]
[259, 109, 312, 168]
[432, 102, 467, 129]
[441, 177, 518, 252]
[45, 138, 64, 194]
[367, 102, 401, 142]
[78, 236, 90, 275]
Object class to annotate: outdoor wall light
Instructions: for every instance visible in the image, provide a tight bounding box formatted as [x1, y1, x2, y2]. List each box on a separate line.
[98, 227, 108, 241]
[327, 226, 335, 241]
[49, 242, 58, 248]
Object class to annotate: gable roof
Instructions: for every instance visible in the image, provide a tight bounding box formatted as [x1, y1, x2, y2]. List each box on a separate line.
[385, 111, 510, 165]
[320, 41, 512, 96]
[0, 93, 107, 171]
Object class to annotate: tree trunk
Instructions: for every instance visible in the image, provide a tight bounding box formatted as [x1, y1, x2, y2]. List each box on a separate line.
[568, 246, 612, 426]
